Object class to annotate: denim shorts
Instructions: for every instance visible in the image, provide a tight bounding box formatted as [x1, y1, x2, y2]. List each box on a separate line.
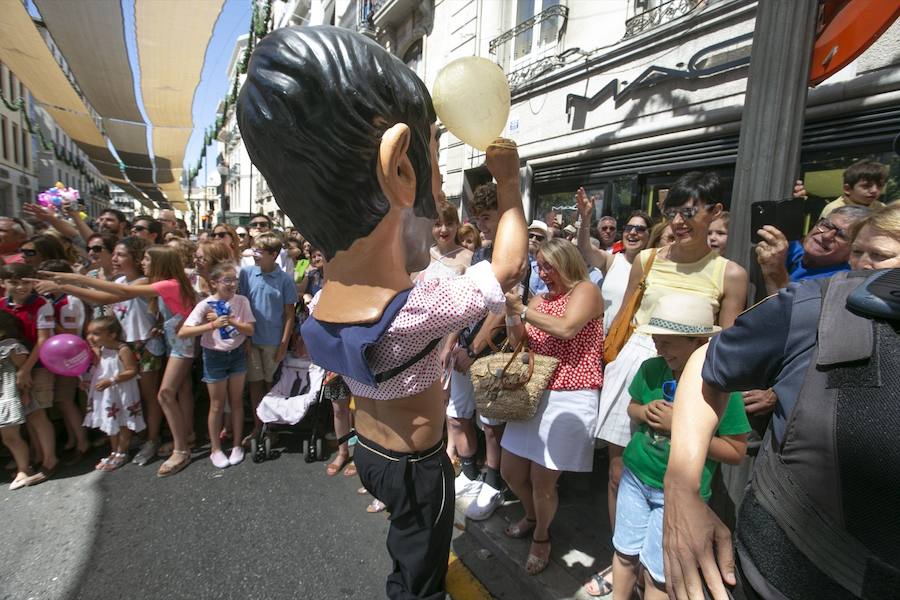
[612, 467, 666, 585]
[201, 346, 247, 383]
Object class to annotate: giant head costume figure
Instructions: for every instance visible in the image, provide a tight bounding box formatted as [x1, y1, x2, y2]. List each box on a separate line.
[238, 26, 441, 323]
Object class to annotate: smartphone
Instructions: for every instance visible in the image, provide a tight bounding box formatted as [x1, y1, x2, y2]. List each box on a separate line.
[750, 198, 805, 244]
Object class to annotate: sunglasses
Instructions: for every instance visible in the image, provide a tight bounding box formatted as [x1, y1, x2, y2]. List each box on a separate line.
[87, 245, 106, 253]
[623, 224, 648, 234]
[662, 206, 701, 221]
[213, 231, 230, 239]
[599, 226, 617, 232]
[132, 225, 148, 232]
[528, 233, 546, 241]
[249, 222, 269, 229]
[237, 232, 247, 238]
[21, 248, 37, 257]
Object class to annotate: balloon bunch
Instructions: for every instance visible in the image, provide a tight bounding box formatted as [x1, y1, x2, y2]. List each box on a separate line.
[37, 181, 80, 210]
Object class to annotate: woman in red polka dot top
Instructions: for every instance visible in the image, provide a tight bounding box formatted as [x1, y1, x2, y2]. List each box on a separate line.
[500, 237, 604, 575]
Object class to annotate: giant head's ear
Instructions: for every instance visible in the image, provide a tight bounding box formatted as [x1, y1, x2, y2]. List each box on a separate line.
[377, 123, 416, 209]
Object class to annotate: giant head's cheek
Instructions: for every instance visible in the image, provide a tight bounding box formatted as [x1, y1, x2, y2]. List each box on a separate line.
[403, 209, 434, 273]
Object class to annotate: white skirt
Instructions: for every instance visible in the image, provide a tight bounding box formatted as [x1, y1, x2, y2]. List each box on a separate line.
[595, 333, 657, 447]
[501, 388, 599, 472]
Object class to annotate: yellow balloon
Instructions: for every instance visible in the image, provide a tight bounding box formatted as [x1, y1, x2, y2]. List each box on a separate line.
[432, 57, 511, 151]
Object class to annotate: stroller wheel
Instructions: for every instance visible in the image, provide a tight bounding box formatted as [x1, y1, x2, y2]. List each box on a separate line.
[250, 438, 262, 463]
[315, 438, 324, 461]
[302, 439, 309, 456]
[264, 436, 272, 459]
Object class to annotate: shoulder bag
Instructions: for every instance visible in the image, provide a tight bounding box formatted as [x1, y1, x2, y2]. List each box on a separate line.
[603, 248, 657, 363]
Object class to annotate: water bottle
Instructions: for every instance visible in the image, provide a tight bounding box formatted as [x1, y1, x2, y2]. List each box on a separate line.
[207, 300, 238, 339]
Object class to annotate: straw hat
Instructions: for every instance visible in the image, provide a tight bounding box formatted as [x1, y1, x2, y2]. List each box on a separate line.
[635, 293, 721, 337]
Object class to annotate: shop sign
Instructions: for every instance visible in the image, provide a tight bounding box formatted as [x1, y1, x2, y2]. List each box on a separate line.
[565, 32, 753, 130]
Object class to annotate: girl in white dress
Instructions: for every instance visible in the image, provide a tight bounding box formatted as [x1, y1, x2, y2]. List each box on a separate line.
[82, 316, 143, 471]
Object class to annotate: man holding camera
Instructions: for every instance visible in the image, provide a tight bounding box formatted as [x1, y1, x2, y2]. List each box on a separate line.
[755, 205, 869, 295]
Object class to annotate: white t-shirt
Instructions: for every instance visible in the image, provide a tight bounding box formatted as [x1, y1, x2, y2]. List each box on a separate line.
[58, 295, 86, 333]
[110, 276, 157, 343]
[183, 293, 255, 352]
[601, 252, 631, 332]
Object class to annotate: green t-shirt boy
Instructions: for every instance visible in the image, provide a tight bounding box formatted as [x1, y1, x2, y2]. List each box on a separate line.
[623, 356, 751, 501]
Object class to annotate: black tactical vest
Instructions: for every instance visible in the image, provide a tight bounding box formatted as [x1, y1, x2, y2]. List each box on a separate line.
[738, 271, 900, 600]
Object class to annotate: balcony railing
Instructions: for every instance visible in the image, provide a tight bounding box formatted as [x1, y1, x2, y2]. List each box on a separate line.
[624, 0, 704, 38]
[489, 4, 569, 55]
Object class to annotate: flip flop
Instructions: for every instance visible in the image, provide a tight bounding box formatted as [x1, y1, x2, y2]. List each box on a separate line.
[342, 463, 357, 477]
[366, 499, 386, 513]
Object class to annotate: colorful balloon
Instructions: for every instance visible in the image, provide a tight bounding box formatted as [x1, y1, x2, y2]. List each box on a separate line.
[432, 56, 511, 151]
[39, 334, 92, 377]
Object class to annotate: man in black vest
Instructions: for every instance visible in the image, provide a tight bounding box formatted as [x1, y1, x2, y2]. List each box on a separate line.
[662, 269, 900, 600]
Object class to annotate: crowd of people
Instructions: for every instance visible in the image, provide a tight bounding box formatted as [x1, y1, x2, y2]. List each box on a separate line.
[0, 155, 898, 599]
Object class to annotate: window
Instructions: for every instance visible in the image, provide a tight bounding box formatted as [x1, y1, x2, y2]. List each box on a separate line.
[403, 39, 423, 75]
[21, 126, 27, 170]
[513, 0, 561, 61]
[11, 123, 19, 165]
[0, 116, 7, 160]
[10, 74, 17, 101]
[0, 63, 6, 99]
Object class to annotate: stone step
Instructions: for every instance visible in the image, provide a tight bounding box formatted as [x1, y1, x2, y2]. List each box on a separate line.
[453, 461, 615, 599]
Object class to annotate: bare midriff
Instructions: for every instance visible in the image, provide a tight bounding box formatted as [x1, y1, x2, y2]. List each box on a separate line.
[353, 380, 445, 453]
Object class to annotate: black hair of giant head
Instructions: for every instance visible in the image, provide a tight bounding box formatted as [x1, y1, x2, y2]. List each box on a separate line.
[237, 25, 438, 260]
[663, 171, 723, 209]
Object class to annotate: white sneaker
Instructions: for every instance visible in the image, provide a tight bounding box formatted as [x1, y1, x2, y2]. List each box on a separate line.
[210, 450, 230, 469]
[454, 471, 482, 499]
[228, 447, 244, 466]
[465, 480, 504, 521]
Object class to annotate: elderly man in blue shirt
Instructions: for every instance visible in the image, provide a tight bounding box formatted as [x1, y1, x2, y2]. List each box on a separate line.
[754, 205, 870, 295]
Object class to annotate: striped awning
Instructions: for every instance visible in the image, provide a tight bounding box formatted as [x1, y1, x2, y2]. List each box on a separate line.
[0, 0, 224, 211]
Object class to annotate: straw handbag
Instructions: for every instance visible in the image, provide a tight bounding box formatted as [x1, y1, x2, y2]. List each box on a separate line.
[471, 335, 559, 422]
[603, 248, 657, 363]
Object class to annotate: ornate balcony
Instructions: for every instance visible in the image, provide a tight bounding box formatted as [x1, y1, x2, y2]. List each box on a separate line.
[624, 0, 704, 38]
[489, 4, 569, 55]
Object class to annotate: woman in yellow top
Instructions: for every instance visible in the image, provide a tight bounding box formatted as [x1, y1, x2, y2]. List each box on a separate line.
[585, 171, 747, 598]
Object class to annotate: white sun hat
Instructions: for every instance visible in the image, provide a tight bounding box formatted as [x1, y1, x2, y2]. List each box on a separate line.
[635, 293, 721, 337]
[528, 220, 550, 236]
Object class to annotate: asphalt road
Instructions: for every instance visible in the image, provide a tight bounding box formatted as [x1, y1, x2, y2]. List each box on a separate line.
[0, 440, 394, 600]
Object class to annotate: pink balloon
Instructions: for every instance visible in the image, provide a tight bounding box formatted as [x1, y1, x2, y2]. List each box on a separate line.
[39, 334, 92, 377]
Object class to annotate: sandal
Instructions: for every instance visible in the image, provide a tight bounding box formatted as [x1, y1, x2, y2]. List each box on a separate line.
[525, 537, 551, 576]
[357, 486, 370, 495]
[156, 450, 191, 478]
[504, 517, 536, 539]
[326, 456, 349, 476]
[366, 499, 386, 513]
[23, 464, 57, 487]
[343, 463, 357, 477]
[157, 436, 196, 457]
[95, 453, 116, 471]
[584, 565, 614, 597]
[98, 452, 128, 472]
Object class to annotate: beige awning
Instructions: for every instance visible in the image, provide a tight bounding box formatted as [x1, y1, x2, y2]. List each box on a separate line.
[2, 0, 223, 211]
[0, 0, 121, 174]
[137, 0, 224, 206]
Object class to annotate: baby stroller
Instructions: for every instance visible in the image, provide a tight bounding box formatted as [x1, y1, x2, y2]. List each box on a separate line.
[252, 356, 350, 463]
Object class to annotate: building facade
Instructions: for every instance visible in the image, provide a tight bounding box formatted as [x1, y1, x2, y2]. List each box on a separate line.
[421, 0, 900, 229]
[0, 62, 37, 218]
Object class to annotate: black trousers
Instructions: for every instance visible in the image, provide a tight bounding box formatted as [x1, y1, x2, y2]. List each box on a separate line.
[355, 435, 455, 600]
